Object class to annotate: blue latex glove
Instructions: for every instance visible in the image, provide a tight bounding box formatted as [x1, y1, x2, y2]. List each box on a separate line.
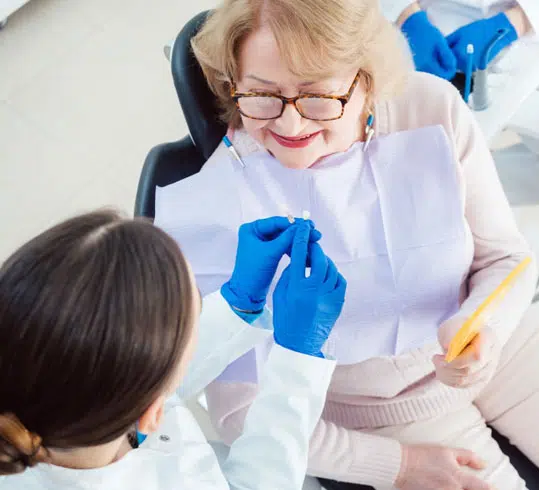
[447, 13, 518, 71]
[401, 10, 457, 80]
[273, 222, 347, 358]
[221, 217, 322, 312]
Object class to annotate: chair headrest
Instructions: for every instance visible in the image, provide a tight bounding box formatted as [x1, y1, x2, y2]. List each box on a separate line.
[171, 10, 228, 161]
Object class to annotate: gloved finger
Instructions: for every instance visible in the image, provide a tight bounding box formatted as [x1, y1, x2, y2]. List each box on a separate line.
[253, 217, 294, 240]
[322, 257, 339, 292]
[284, 229, 323, 261]
[307, 241, 329, 284]
[450, 41, 471, 72]
[303, 220, 322, 242]
[289, 222, 312, 279]
[275, 264, 292, 290]
[271, 225, 300, 256]
[435, 42, 457, 77]
[446, 30, 461, 49]
[334, 272, 347, 295]
[310, 228, 322, 242]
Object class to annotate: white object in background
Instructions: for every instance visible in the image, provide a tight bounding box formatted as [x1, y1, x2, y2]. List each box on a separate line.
[473, 41, 539, 146]
[0, 0, 32, 26]
[506, 90, 539, 154]
[164, 40, 174, 61]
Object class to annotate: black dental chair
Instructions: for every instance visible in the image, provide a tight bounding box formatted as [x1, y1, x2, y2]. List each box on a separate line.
[134, 10, 225, 218]
[134, 10, 539, 490]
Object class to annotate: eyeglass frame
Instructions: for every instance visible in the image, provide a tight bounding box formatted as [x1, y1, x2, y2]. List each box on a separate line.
[230, 70, 362, 122]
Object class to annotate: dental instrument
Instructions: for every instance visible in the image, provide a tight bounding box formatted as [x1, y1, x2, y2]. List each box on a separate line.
[223, 136, 245, 167]
[364, 114, 375, 152]
[464, 44, 474, 104]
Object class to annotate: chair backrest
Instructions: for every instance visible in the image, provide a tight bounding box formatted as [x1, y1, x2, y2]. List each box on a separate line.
[171, 10, 227, 161]
[135, 10, 225, 218]
[135, 136, 206, 218]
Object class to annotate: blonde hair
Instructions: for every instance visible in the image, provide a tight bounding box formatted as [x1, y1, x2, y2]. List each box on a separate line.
[191, 0, 413, 128]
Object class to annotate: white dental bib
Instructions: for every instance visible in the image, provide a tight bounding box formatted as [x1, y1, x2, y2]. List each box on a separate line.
[155, 125, 473, 366]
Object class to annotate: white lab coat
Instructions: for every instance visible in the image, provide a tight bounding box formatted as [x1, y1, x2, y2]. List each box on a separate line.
[381, 0, 539, 33]
[0, 292, 336, 490]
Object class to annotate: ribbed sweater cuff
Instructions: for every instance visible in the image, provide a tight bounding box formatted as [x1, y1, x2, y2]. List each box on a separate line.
[349, 434, 402, 488]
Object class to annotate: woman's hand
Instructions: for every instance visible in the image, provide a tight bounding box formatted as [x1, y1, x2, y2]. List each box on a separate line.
[395, 444, 492, 490]
[272, 222, 346, 357]
[433, 317, 498, 389]
[221, 217, 321, 312]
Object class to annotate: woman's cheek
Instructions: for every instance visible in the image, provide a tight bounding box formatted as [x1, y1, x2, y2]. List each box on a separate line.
[241, 117, 267, 135]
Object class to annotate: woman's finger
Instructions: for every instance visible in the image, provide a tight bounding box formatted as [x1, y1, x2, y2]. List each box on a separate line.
[458, 365, 492, 388]
[454, 447, 487, 470]
[433, 355, 471, 376]
[437, 361, 491, 388]
[448, 341, 481, 369]
[459, 473, 493, 490]
[436, 370, 466, 387]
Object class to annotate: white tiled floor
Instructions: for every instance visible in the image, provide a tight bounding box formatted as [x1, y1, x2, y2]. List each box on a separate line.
[1, 0, 538, 265]
[0, 0, 217, 260]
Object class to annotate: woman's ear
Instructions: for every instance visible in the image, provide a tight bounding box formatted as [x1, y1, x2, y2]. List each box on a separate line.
[137, 395, 166, 436]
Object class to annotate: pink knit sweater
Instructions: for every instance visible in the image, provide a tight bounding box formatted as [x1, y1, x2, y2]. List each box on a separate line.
[204, 73, 538, 488]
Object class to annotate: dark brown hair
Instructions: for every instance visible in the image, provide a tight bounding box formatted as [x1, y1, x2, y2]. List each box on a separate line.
[0, 210, 195, 475]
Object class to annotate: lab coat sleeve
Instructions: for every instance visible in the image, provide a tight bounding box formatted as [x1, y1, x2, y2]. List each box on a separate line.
[222, 345, 337, 490]
[378, 0, 416, 23]
[177, 291, 273, 401]
[516, 0, 539, 34]
[450, 85, 538, 347]
[206, 381, 403, 488]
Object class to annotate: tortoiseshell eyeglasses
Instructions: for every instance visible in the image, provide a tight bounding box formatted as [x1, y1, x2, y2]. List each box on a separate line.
[231, 71, 361, 122]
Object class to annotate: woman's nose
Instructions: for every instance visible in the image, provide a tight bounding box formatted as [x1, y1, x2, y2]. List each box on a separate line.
[273, 102, 304, 135]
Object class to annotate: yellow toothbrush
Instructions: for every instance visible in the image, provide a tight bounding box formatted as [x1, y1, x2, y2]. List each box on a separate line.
[445, 256, 532, 363]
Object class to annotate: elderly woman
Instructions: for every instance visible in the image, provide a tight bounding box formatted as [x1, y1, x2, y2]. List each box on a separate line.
[154, 0, 539, 489]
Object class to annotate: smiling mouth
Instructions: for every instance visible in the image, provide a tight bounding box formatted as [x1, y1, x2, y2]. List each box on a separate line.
[270, 130, 322, 148]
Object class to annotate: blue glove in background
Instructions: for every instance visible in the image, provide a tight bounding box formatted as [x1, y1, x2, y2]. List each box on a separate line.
[222, 217, 322, 312]
[273, 223, 347, 358]
[447, 13, 518, 71]
[401, 10, 457, 80]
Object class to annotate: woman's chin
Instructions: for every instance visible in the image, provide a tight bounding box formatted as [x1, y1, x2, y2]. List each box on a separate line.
[267, 146, 320, 170]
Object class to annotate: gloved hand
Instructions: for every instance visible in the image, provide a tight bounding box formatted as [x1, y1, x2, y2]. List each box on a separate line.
[447, 13, 518, 72]
[395, 444, 492, 490]
[433, 316, 498, 389]
[401, 10, 457, 80]
[221, 217, 321, 312]
[273, 222, 347, 357]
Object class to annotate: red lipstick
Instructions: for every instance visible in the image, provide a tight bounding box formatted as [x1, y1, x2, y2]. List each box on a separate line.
[270, 130, 321, 148]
